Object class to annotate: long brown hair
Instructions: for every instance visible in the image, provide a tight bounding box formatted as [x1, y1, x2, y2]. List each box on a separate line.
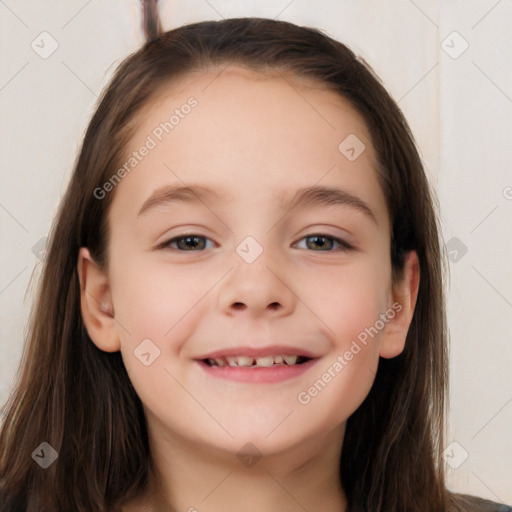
[1, 6, 460, 511]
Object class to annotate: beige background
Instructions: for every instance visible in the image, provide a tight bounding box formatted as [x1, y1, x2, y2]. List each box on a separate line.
[0, 0, 511, 503]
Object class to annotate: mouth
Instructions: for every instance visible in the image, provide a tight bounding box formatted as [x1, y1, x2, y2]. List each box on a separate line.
[194, 347, 320, 383]
[201, 354, 312, 368]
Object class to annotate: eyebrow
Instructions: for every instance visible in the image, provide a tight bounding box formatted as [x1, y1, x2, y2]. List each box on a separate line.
[283, 185, 378, 224]
[137, 184, 378, 224]
[137, 184, 222, 217]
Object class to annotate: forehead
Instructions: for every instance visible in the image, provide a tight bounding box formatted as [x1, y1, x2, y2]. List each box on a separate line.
[134, 64, 375, 162]
[109, 65, 387, 229]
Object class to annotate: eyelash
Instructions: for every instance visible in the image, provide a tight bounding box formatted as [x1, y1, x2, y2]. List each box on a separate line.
[159, 233, 355, 252]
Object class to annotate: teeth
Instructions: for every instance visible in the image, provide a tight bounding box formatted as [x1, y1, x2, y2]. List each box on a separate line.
[206, 354, 305, 367]
[283, 355, 298, 365]
[226, 356, 238, 367]
[236, 356, 254, 367]
[255, 356, 274, 367]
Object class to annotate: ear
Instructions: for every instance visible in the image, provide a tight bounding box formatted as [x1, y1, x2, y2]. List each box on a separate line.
[379, 250, 420, 359]
[77, 247, 120, 352]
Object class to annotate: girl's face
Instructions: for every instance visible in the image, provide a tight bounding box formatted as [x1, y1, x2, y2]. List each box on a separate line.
[80, 66, 418, 460]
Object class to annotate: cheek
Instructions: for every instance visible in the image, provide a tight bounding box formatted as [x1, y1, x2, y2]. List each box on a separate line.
[111, 257, 216, 400]
[299, 256, 390, 342]
[110, 254, 220, 350]
[294, 266, 388, 423]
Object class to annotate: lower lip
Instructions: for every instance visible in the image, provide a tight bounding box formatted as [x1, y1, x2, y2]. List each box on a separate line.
[195, 359, 319, 383]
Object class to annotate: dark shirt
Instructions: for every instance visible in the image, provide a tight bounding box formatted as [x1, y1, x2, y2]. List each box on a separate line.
[450, 492, 512, 511]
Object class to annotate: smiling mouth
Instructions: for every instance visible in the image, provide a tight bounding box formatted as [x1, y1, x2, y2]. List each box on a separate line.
[202, 355, 312, 368]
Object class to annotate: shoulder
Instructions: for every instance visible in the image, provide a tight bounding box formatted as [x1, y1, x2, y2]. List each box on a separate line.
[448, 492, 512, 512]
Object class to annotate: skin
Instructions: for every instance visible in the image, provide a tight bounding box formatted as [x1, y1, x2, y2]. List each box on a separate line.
[78, 66, 419, 512]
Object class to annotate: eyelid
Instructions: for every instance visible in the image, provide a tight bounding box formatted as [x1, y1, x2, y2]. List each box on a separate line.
[157, 234, 216, 251]
[293, 233, 355, 252]
[293, 224, 357, 250]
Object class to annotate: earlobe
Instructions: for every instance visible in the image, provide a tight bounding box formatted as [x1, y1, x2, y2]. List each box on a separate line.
[77, 247, 120, 353]
[379, 251, 420, 359]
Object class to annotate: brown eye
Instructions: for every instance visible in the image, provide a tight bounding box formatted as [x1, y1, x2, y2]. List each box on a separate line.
[160, 235, 214, 251]
[294, 234, 354, 252]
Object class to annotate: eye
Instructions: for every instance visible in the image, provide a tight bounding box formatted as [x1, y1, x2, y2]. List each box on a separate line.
[293, 234, 354, 252]
[159, 235, 215, 251]
[158, 233, 353, 252]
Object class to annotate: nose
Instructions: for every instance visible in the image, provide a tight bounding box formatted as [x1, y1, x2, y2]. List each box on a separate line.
[218, 247, 297, 318]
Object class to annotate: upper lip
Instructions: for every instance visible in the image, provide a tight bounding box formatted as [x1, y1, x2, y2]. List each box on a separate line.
[196, 345, 322, 360]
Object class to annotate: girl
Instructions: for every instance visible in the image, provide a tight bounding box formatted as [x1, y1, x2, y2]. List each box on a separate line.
[1, 3, 510, 511]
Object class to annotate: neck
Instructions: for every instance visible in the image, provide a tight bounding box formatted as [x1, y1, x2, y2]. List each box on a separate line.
[126, 416, 348, 512]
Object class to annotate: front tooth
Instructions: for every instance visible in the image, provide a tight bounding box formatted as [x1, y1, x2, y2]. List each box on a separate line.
[236, 356, 254, 367]
[273, 355, 284, 364]
[283, 355, 298, 365]
[226, 356, 238, 367]
[255, 356, 274, 367]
